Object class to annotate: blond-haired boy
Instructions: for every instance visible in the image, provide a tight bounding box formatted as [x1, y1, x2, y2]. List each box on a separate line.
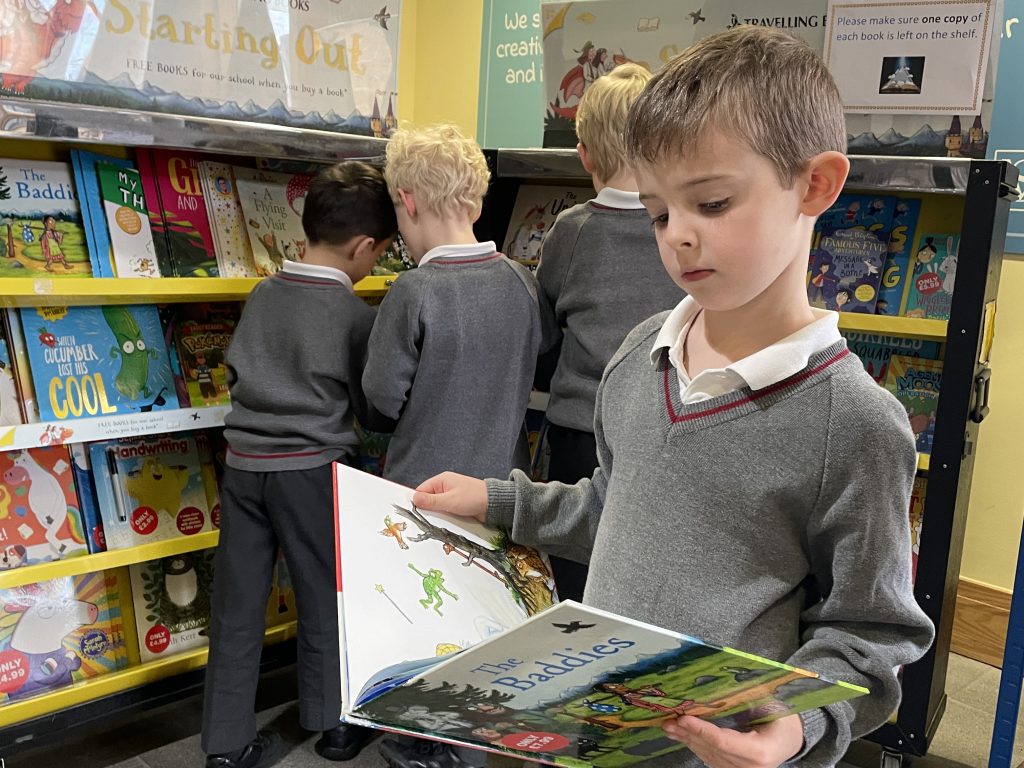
[536, 62, 682, 602]
[362, 124, 542, 488]
[412, 28, 934, 768]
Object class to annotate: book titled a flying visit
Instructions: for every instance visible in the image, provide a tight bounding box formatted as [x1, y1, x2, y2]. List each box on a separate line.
[332, 465, 867, 767]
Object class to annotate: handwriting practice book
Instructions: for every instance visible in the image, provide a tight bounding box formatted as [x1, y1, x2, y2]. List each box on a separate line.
[333, 466, 865, 766]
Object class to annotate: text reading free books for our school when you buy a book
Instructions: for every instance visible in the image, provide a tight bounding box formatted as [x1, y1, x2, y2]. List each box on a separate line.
[332, 466, 866, 768]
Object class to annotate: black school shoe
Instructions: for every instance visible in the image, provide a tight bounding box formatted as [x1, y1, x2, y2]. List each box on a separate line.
[205, 730, 280, 768]
[379, 738, 486, 768]
[314, 723, 379, 761]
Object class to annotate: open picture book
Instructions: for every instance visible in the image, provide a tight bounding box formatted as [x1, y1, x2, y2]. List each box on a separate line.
[333, 465, 868, 767]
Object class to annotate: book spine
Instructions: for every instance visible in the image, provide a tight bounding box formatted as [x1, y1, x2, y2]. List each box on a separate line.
[136, 149, 177, 277]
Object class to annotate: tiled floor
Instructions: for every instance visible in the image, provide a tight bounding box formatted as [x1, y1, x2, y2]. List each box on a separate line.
[6, 654, 1023, 768]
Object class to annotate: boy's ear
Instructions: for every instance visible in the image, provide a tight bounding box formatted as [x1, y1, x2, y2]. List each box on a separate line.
[577, 143, 595, 175]
[352, 235, 378, 261]
[800, 151, 850, 218]
[397, 188, 417, 219]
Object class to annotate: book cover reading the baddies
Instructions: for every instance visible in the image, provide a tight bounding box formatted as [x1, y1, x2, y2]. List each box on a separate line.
[0, 572, 127, 703]
[89, 433, 214, 551]
[0, 160, 91, 278]
[807, 194, 896, 313]
[20, 305, 176, 422]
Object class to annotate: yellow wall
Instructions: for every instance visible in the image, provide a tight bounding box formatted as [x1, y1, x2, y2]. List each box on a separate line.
[399, 0, 484, 136]
[397, 2, 1024, 590]
[962, 258, 1024, 590]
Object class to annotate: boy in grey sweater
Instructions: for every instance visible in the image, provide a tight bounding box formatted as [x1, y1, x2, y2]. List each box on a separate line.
[362, 125, 542, 488]
[410, 28, 934, 768]
[203, 163, 396, 768]
[536, 62, 682, 602]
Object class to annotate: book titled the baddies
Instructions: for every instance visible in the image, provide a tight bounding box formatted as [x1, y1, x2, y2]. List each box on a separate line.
[333, 465, 867, 767]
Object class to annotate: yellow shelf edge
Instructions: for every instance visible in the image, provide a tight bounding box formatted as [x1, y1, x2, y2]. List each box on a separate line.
[838, 313, 948, 340]
[0, 531, 221, 590]
[918, 453, 930, 472]
[0, 621, 297, 727]
[0, 275, 395, 307]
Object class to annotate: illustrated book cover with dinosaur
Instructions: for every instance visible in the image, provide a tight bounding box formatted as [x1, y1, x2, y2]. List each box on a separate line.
[19, 304, 176, 422]
[0, 572, 127, 703]
[0, 159, 90, 278]
[89, 433, 214, 550]
[0, 446, 88, 569]
[129, 549, 216, 662]
[502, 186, 594, 272]
[232, 167, 312, 276]
[333, 465, 558, 716]
[345, 600, 868, 768]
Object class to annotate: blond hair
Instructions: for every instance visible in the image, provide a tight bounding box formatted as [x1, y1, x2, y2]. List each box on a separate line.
[384, 124, 491, 218]
[576, 63, 652, 182]
[625, 26, 845, 185]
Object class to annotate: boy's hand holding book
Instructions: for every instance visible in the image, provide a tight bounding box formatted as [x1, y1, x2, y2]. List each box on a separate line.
[412, 472, 488, 522]
[663, 712, 804, 768]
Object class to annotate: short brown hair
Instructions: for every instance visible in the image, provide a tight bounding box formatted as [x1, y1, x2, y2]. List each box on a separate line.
[385, 124, 491, 218]
[302, 161, 397, 245]
[625, 26, 845, 185]
[576, 63, 652, 182]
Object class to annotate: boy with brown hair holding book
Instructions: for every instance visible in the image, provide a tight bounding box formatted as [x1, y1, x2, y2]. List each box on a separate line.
[535, 61, 683, 602]
[407, 27, 934, 768]
[202, 162, 396, 768]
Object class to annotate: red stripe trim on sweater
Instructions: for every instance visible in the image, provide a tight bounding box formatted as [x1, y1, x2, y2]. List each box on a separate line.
[589, 201, 641, 212]
[429, 253, 502, 265]
[274, 274, 344, 286]
[663, 348, 851, 423]
[228, 446, 330, 459]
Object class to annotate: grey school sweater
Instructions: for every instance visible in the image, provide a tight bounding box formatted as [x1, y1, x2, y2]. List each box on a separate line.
[537, 201, 683, 432]
[224, 272, 380, 471]
[486, 314, 935, 768]
[362, 251, 543, 487]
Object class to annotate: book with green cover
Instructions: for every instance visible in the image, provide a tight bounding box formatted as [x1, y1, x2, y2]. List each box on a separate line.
[97, 163, 161, 279]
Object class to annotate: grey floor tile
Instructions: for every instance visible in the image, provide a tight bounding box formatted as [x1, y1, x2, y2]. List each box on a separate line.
[103, 759, 150, 768]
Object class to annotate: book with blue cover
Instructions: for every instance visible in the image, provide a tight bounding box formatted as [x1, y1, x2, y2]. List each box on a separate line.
[877, 198, 922, 315]
[19, 304, 175, 422]
[70, 149, 134, 278]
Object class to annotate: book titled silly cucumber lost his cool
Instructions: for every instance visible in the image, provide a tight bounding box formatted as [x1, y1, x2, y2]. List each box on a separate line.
[333, 466, 866, 767]
[20, 305, 175, 422]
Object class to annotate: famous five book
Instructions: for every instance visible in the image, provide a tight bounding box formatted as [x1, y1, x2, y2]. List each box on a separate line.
[333, 466, 866, 767]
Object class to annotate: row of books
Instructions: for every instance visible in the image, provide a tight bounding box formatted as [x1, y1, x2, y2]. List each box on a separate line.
[0, 550, 295, 706]
[0, 303, 238, 426]
[807, 194, 958, 319]
[0, 153, 413, 281]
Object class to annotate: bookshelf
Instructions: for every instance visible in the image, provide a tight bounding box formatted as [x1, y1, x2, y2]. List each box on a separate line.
[485, 148, 1017, 765]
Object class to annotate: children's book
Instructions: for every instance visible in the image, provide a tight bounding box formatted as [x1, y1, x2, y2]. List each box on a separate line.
[807, 194, 896, 313]
[135, 148, 176, 277]
[0, 572, 127, 703]
[19, 304, 175, 422]
[0, 160, 90, 278]
[903, 233, 959, 320]
[129, 549, 215, 662]
[0, 447, 88, 569]
[232, 167, 312, 275]
[877, 198, 922, 315]
[170, 318, 234, 408]
[843, 332, 941, 385]
[374, 234, 416, 276]
[69, 443, 106, 554]
[0, 323, 23, 426]
[89, 433, 214, 550]
[137, 149, 218, 278]
[2, 309, 38, 423]
[194, 430, 222, 529]
[333, 466, 864, 766]
[909, 477, 927, 583]
[266, 550, 297, 627]
[503, 186, 595, 271]
[96, 163, 161, 279]
[197, 162, 259, 278]
[70, 149, 134, 278]
[354, 420, 391, 477]
[884, 356, 943, 454]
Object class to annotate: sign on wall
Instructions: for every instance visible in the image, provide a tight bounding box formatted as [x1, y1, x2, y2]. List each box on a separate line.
[988, 0, 1024, 253]
[478, 0, 545, 148]
[0, 0, 401, 136]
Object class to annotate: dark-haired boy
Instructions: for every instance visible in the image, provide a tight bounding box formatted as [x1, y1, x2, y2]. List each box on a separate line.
[202, 162, 397, 768]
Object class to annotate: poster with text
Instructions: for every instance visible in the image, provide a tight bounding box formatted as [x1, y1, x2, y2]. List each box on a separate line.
[988, 0, 1024, 253]
[478, 0, 545, 148]
[825, 1, 996, 114]
[0, 0, 401, 136]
